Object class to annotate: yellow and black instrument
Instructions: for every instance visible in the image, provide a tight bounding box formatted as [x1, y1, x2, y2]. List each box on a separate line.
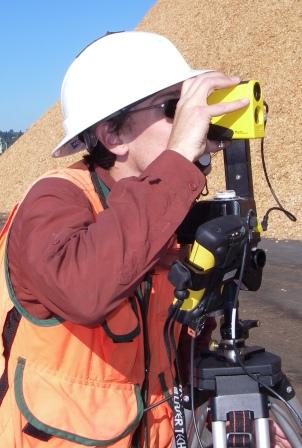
[168, 215, 249, 334]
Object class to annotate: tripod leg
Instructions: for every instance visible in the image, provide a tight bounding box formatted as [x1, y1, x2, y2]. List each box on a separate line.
[287, 396, 302, 428]
[270, 399, 302, 447]
[254, 417, 270, 448]
[212, 421, 227, 448]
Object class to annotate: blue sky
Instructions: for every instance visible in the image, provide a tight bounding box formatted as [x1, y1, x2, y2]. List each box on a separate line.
[0, 0, 156, 131]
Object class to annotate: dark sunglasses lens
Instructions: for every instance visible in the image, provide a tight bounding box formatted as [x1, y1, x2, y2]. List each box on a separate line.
[164, 99, 178, 119]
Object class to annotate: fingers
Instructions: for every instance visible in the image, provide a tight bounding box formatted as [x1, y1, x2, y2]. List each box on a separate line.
[180, 72, 249, 119]
[168, 71, 248, 162]
[180, 71, 221, 96]
[181, 72, 241, 104]
[207, 97, 249, 118]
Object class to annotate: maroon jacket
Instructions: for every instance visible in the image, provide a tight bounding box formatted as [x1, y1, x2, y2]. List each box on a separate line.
[7, 150, 206, 324]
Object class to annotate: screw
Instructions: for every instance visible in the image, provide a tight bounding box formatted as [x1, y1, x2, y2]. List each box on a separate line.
[183, 395, 190, 403]
[236, 174, 241, 180]
[286, 386, 293, 394]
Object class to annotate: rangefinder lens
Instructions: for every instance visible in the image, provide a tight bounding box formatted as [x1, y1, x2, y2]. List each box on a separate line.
[254, 106, 264, 124]
[254, 82, 261, 101]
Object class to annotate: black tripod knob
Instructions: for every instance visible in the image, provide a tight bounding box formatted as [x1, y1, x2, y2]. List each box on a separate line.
[174, 289, 189, 303]
[168, 260, 192, 290]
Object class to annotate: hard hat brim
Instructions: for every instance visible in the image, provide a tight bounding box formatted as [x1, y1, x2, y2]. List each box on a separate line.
[52, 69, 207, 158]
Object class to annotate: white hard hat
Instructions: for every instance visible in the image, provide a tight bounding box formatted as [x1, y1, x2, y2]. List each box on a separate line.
[52, 31, 210, 157]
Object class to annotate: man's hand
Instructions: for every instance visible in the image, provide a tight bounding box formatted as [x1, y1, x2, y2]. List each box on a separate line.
[168, 72, 249, 162]
[270, 420, 292, 447]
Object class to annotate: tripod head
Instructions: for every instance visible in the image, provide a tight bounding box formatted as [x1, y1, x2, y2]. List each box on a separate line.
[168, 139, 266, 340]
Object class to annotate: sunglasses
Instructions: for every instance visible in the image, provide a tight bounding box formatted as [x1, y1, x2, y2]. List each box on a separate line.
[124, 98, 179, 120]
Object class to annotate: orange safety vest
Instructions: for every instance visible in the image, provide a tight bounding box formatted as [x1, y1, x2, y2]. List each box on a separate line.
[0, 162, 183, 447]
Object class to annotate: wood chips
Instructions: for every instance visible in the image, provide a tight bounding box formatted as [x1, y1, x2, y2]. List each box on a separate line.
[1, 0, 301, 239]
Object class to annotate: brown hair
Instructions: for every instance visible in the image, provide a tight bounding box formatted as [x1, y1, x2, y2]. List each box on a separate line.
[82, 112, 129, 170]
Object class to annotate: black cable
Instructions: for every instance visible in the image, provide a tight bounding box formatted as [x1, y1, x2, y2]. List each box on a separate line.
[143, 302, 181, 416]
[170, 317, 186, 390]
[163, 308, 178, 365]
[260, 136, 297, 231]
[164, 299, 188, 385]
[143, 395, 172, 413]
[200, 178, 209, 197]
[144, 309, 179, 414]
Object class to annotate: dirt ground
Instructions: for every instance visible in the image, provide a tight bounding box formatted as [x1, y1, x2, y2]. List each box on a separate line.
[235, 238, 302, 400]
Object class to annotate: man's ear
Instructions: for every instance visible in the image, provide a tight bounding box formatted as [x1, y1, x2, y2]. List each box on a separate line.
[95, 122, 128, 156]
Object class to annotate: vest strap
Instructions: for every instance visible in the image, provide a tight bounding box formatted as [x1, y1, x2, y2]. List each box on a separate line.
[0, 307, 21, 405]
[89, 169, 109, 209]
[101, 297, 140, 343]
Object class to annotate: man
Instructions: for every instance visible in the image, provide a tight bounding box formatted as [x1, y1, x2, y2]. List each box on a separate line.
[0, 31, 290, 447]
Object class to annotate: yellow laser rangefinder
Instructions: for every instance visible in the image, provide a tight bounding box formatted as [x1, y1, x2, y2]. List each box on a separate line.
[207, 80, 265, 139]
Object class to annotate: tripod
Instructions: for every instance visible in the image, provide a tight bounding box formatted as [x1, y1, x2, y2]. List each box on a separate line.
[188, 284, 302, 447]
[170, 140, 301, 447]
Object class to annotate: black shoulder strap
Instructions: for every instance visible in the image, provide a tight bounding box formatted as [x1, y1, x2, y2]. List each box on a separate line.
[0, 306, 21, 405]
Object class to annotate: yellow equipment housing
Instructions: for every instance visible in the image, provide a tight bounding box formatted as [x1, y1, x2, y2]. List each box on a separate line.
[207, 80, 265, 139]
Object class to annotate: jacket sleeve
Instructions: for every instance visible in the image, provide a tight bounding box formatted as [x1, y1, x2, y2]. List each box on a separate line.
[8, 150, 205, 324]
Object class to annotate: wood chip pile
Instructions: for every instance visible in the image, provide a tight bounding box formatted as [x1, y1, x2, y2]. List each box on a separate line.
[1, 0, 301, 239]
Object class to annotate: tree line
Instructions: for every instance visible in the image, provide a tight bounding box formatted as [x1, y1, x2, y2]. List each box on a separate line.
[0, 130, 23, 153]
